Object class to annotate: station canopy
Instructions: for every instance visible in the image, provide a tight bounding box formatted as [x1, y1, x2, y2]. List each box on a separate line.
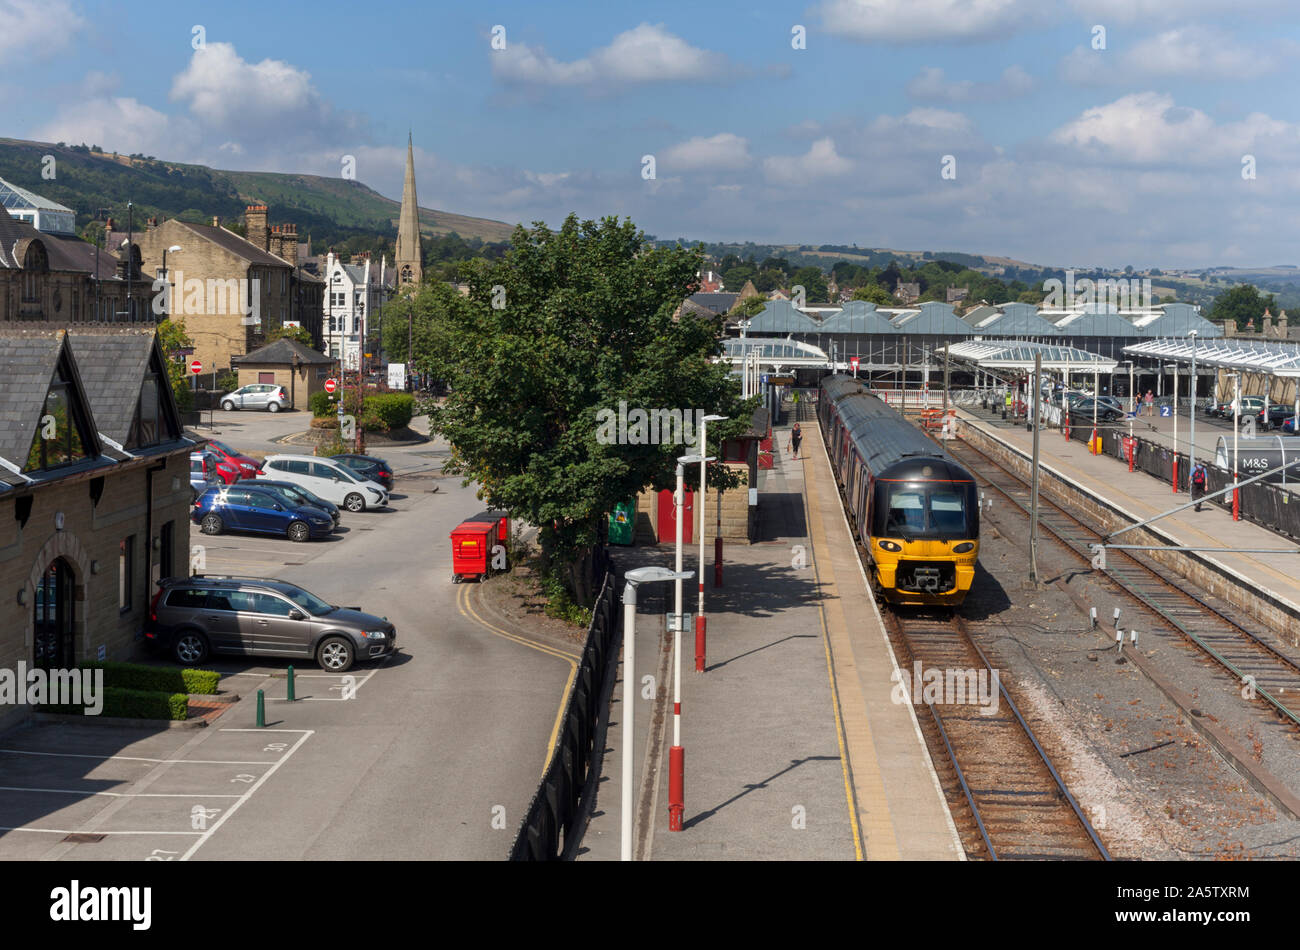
[721, 336, 830, 367]
[942, 339, 1118, 372]
[1123, 338, 1300, 377]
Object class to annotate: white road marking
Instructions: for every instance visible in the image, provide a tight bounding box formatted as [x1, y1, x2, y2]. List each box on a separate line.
[0, 785, 243, 798]
[0, 827, 202, 836]
[0, 748, 276, 766]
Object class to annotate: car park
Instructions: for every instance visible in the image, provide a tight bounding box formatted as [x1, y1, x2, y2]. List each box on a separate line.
[260, 454, 390, 511]
[193, 484, 334, 542]
[248, 478, 341, 527]
[332, 453, 394, 491]
[146, 574, 396, 672]
[204, 439, 262, 479]
[220, 383, 288, 412]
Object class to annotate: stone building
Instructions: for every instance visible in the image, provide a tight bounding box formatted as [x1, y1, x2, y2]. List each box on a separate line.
[134, 206, 324, 375]
[231, 336, 335, 410]
[323, 251, 394, 366]
[0, 325, 194, 731]
[394, 135, 423, 287]
[0, 208, 155, 323]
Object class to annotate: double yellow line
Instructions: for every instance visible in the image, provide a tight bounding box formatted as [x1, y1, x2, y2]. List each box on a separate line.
[456, 583, 579, 776]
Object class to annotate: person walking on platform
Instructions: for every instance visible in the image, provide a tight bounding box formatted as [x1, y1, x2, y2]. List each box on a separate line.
[1192, 462, 1207, 511]
[1144, 390, 1155, 416]
[789, 422, 803, 460]
[1004, 389, 1013, 419]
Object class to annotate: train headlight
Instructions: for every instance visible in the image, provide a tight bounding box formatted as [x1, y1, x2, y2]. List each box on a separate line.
[952, 542, 975, 553]
[878, 540, 902, 552]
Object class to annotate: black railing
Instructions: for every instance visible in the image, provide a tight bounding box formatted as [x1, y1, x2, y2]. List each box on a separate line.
[508, 565, 619, 860]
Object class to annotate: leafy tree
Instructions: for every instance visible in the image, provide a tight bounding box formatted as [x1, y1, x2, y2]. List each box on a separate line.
[426, 214, 756, 602]
[1208, 284, 1276, 329]
[264, 324, 314, 347]
[852, 283, 895, 306]
[729, 295, 768, 319]
[790, 265, 828, 302]
[156, 319, 194, 412]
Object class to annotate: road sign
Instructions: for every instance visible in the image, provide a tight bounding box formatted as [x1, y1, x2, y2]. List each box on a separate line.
[324, 378, 337, 394]
[189, 359, 202, 375]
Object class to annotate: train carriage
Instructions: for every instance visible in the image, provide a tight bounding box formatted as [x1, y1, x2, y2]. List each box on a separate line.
[818, 375, 979, 606]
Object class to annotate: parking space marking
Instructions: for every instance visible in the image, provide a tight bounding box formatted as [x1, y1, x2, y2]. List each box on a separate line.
[457, 583, 577, 775]
[0, 748, 273, 766]
[180, 728, 313, 861]
[0, 786, 243, 798]
[0, 827, 202, 836]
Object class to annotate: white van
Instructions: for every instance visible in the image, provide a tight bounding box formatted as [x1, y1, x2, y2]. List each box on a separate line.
[260, 454, 390, 512]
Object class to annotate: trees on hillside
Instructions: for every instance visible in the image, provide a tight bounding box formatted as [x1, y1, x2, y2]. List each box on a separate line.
[1209, 284, 1277, 328]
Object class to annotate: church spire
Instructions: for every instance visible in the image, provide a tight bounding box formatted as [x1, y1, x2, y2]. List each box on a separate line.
[395, 132, 422, 286]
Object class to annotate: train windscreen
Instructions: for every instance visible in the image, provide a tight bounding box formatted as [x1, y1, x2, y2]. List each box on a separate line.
[876, 482, 975, 539]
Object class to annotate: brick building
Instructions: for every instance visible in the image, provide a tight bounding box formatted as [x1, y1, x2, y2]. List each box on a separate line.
[135, 205, 324, 375]
[0, 325, 194, 731]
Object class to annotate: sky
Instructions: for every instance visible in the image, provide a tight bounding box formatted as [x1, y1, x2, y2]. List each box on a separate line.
[6, 0, 1300, 269]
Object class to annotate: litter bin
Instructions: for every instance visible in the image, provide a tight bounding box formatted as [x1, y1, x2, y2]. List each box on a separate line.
[450, 521, 496, 583]
[608, 499, 635, 546]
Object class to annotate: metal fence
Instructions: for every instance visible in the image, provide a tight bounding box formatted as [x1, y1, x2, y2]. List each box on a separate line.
[508, 566, 619, 860]
[1058, 416, 1300, 540]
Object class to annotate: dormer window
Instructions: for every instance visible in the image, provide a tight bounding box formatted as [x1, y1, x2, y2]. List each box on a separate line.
[24, 357, 93, 472]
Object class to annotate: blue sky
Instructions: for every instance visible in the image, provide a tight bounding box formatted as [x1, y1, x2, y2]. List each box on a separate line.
[6, 0, 1300, 268]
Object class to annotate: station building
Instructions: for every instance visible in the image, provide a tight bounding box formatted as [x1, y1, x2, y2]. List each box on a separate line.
[0, 325, 194, 729]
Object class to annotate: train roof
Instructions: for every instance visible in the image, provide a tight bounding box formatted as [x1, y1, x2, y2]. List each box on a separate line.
[822, 375, 972, 480]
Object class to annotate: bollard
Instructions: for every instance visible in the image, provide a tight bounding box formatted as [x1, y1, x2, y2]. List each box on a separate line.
[287, 665, 295, 702]
[668, 746, 685, 831]
[695, 615, 707, 673]
[713, 536, 723, 588]
[256, 689, 265, 728]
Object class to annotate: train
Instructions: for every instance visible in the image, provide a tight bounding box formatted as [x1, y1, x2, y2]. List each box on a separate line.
[817, 375, 979, 607]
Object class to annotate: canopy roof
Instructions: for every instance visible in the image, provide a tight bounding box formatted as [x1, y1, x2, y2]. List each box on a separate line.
[1123, 337, 1300, 377]
[721, 337, 829, 367]
[943, 339, 1118, 372]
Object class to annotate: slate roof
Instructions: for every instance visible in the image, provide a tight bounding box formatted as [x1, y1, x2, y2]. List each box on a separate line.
[174, 220, 293, 268]
[0, 209, 130, 281]
[233, 337, 334, 365]
[65, 329, 157, 446]
[0, 328, 63, 469]
[687, 292, 738, 315]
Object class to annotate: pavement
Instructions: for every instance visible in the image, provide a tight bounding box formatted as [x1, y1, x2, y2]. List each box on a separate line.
[578, 402, 962, 861]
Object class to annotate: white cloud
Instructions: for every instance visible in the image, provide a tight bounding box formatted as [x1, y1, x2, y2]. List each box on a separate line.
[763, 138, 854, 186]
[906, 65, 1035, 102]
[1068, 0, 1298, 23]
[1061, 27, 1287, 84]
[817, 0, 1042, 43]
[32, 96, 195, 158]
[661, 133, 752, 172]
[492, 23, 735, 86]
[0, 0, 84, 57]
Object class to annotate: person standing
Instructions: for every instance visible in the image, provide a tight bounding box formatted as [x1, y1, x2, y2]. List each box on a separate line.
[789, 422, 803, 460]
[1192, 462, 1207, 511]
[1144, 390, 1155, 417]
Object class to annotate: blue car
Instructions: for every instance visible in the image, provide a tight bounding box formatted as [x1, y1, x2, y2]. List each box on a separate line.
[192, 484, 334, 542]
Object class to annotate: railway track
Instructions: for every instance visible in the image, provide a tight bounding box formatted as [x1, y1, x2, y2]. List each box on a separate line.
[881, 608, 1110, 860]
[944, 432, 1300, 732]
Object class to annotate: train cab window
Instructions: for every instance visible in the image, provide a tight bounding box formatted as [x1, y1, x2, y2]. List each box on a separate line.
[929, 490, 967, 533]
[885, 489, 926, 535]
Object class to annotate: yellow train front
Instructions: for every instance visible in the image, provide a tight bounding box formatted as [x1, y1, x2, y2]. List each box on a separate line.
[819, 375, 979, 607]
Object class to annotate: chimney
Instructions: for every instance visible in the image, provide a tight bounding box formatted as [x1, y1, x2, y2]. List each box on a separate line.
[103, 218, 115, 248]
[245, 204, 269, 251]
[213, 215, 221, 228]
[282, 223, 299, 268]
[269, 224, 284, 261]
[1223, 319, 1235, 337]
[1280, 310, 1289, 336]
[146, 216, 158, 230]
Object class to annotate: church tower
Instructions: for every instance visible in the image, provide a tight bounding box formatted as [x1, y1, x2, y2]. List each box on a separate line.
[395, 133, 423, 286]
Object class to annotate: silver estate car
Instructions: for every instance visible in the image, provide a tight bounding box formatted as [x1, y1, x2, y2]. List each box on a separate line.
[146, 575, 396, 672]
[221, 383, 287, 412]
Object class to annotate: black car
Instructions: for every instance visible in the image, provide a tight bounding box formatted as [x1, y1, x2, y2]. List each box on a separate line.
[333, 453, 394, 491]
[1067, 398, 1120, 423]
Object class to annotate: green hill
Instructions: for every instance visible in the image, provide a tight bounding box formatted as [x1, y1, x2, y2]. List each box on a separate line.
[0, 137, 517, 250]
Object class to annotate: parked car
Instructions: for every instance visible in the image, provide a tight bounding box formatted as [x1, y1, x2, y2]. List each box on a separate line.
[191, 450, 240, 486]
[1065, 398, 1121, 423]
[332, 453, 394, 491]
[1253, 404, 1294, 431]
[221, 383, 288, 412]
[204, 439, 262, 479]
[192, 484, 334, 542]
[248, 478, 341, 528]
[190, 454, 223, 500]
[260, 454, 390, 511]
[146, 575, 396, 671]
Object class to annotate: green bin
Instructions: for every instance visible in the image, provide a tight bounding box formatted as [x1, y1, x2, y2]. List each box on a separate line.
[608, 499, 635, 546]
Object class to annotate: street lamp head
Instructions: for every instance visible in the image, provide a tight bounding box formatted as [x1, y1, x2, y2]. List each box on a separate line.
[167, 245, 182, 254]
[678, 453, 714, 465]
[625, 567, 694, 585]
[702, 414, 728, 423]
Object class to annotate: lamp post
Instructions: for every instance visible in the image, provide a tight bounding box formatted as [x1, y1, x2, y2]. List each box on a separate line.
[126, 201, 133, 322]
[1233, 370, 1241, 520]
[1172, 360, 1179, 492]
[1188, 331, 1198, 491]
[696, 414, 728, 672]
[671, 454, 709, 832]
[622, 566, 694, 860]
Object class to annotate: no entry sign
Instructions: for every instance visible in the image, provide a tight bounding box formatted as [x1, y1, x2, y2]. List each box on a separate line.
[850, 357, 860, 372]
[324, 378, 337, 394]
[189, 359, 202, 375]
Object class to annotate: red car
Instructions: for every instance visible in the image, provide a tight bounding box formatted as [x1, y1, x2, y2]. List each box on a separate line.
[204, 440, 262, 479]
[191, 451, 240, 485]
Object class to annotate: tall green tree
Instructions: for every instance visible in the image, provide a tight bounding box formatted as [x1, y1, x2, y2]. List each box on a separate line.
[1209, 284, 1276, 329]
[428, 214, 756, 600]
[156, 319, 194, 412]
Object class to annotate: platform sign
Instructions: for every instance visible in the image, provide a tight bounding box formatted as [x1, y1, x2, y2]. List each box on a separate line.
[1159, 405, 1171, 417]
[189, 359, 202, 375]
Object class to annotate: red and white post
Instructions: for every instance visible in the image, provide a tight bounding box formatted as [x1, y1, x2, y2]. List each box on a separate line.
[670, 459, 688, 831]
[696, 416, 726, 672]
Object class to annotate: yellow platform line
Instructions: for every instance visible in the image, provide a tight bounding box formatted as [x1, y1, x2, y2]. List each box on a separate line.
[457, 583, 579, 776]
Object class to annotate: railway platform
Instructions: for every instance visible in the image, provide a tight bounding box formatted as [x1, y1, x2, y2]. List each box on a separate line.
[954, 406, 1300, 633]
[578, 408, 963, 861]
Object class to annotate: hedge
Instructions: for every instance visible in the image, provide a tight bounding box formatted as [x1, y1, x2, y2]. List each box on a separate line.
[310, 390, 337, 417]
[44, 686, 188, 721]
[78, 660, 220, 696]
[364, 393, 414, 431]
